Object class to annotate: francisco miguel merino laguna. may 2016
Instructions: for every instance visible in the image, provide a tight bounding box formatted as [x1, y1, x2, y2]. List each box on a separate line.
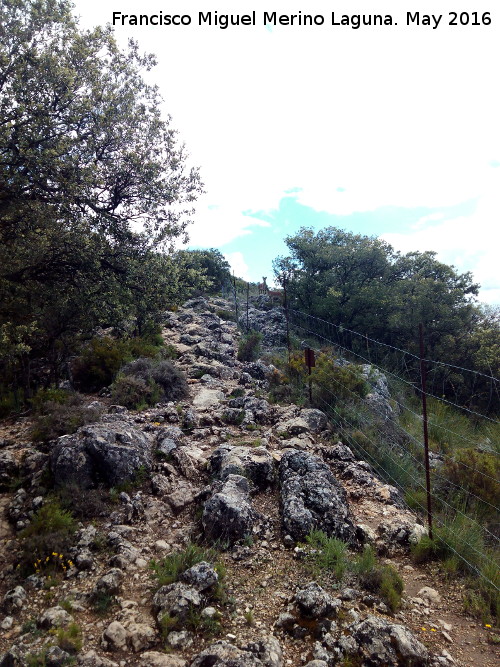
[111, 11, 398, 29]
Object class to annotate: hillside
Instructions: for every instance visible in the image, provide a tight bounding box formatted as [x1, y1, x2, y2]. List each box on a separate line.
[0, 295, 498, 667]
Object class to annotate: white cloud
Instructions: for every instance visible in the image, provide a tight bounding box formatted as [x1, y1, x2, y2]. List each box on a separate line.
[186, 198, 270, 248]
[224, 251, 250, 280]
[73, 0, 500, 282]
[381, 184, 500, 304]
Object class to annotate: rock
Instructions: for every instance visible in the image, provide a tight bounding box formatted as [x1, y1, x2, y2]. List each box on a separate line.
[92, 568, 124, 596]
[347, 615, 429, 666]
[408, 524, 428, 545]
[127, 622, 156, 652]
[138, 653, 186, 667]
[38, 606, 74, 629]
[203, 475, 256, 546]
[275, 612, 295, 631]
[77, 650, 119, 666]
[304, 662, 328, 667]
[191, 642, 264, 667]
[299, 409, 328, 433]
[152, 582, 201, 623]
[244, 637, 282, 667]
[101, 620, 128, 651]
[295, 583, 340, 619]
[208, 445, 275, 489]
[2, 587, 26, 614]
[51, 421, 153, 489]
[45, 646, 72, 666]
[167, 630, 193, 649]
[277, 418, 310, 436]
[417, 587, 441, 604]
[157, 438, 177, 458]
[0, 616, 13, 630]
[0, 452, 18, 491]
[180, 561, 218, 592]
[279, 450, 356, 543]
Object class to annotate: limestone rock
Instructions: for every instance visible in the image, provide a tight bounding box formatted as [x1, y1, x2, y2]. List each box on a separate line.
[51, 421, 153, 489]
[347, 615, 429, 666]
[2, 586, 26, 614]
[203, 474, 256, 545]
[208, 445, 275, 489]
[279, 449, 356, 543]
[191, 642, 264, 667]
[180, 561, 218, 592]
[138, 653, 186, 667]
[152, 582, 201, 624]
[295, 582, 340, 619]
[38, 606, 74, 629]
[101, 620, 128, 651]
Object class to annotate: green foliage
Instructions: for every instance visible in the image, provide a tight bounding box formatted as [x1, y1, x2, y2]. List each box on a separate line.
[110, 375, 161, 411]
[112, 357, 189, 409]
[305, 530, 349, 581]
[54, 622, 82, 653]
[354, 546, 404, 612]
[91, 591, 116, 616]
[275, 226, 499, 413]
[442, 448, 500, 515]
[150, 543, 219, 589]
[216, 309, 236, 322]
[311, 354, 368, 406]
[0, 0, 203, 405]
[237, 330, 263, 362]
[18, 500, 77, 574]
[31, 393, 102, 442]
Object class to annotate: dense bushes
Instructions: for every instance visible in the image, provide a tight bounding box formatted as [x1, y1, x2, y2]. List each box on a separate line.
[237, 330, 263, 362]
[72, 335, 165, 392]
[111, 357, 189, 409]
[30, 391, 102, 442]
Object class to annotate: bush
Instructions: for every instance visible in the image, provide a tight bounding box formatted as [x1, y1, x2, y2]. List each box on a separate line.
[442, 448, 500, 516]
[237, 330, 262, 362]
[112, 357, 189, 409]
[72, 334, 166, 392]
[72, 337, 131, 391]
[31, 394, 102, 442]
[18, 500, 77, 575]
[311, 354, 368, 406]
[54, 622, 82, 653]
[305, 530, 349, 581]
[150, 542, 219, 588]
[110, 375, 160, 410]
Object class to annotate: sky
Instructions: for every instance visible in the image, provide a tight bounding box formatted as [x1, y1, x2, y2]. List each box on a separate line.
[72, 1, 500, 303]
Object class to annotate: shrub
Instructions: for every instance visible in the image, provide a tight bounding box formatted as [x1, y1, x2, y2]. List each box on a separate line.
[216, 309, 236, 322]
[116, 357, 189, 407]
[72, 337, 131, 391]
[311, 354, 368, 406]
[54, 622, 82, 653]
[442, 448, 500, 516]
[237, 330, 262, 362]
[110, 375, 160, 410]
[18, 500, 77, 575]
[305, 530, 349, 581]
[354, 545, 403, 612]
[150, 543, 219, 588]
[31, 394, 102, 442]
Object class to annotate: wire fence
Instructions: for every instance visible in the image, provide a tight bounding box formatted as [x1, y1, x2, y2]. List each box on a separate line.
[264, 303, 500, 593]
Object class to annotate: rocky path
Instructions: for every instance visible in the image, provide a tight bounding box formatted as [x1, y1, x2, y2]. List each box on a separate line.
[0, 296, 498, 667]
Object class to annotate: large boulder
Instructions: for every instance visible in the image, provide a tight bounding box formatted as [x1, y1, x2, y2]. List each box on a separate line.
[152, 582, 201, 625]
[345, 616, 429, 666]
[279, 449, 356, 543]
[191, 642, 264, 667]
[50, 421, 153, 489]
[295, 582, 340, 619]
[0, 451, 18, 491]
[202, 475, 256, 545]
[208, 445, 275, 489]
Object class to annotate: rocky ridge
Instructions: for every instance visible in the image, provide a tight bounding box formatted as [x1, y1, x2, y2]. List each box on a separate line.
[0, 296, 496, 666]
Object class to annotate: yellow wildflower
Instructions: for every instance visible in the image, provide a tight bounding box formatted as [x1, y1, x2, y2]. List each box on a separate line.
[485, 624, 492, 628]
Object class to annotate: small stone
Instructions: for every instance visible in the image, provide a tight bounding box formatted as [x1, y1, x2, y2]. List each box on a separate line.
[441, 631, 453, 643]
[417, 587, 441, 604]
[1, 616, 13, 630]
[226, 633, 237, 639]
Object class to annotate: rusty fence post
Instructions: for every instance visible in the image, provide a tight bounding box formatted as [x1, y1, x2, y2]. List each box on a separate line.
[419, 323, 433, 540]
[304, 347, 316, 404]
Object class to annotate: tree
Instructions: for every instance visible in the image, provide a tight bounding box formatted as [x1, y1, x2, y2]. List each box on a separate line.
[0, 0, 203, 397]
